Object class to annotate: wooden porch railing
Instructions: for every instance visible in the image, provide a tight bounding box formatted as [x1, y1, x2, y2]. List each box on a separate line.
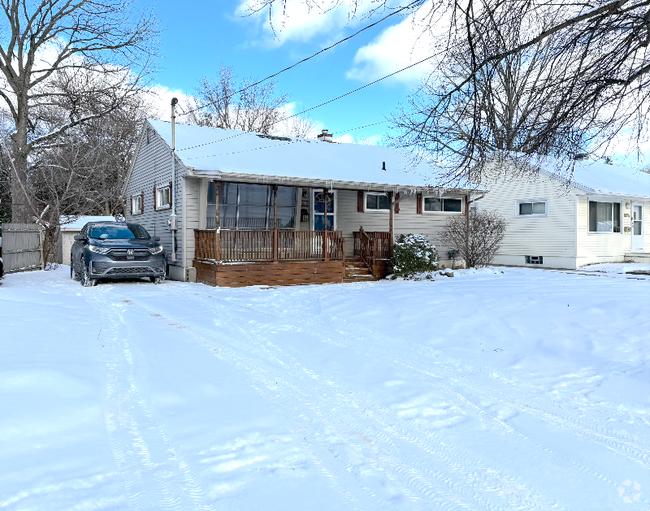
[194, 229, 344, 262]
[359, 228, 391, 277]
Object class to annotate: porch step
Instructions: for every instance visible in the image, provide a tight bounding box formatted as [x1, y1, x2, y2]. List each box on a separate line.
[344, 257, 377, 282]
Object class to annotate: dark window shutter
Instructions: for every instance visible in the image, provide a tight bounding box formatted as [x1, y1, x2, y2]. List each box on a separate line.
[416, 193, 422, 214]
[395, 193, 400, 214]
[153, 186, 157, 210]
[357, 190, 364, 212]
[130, 195, 133, 215]
[141, 191, 144, 213]
[169, 181, 173, 207]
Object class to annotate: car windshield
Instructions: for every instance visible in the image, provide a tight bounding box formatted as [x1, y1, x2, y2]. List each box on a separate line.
[88, 224, 150, 240]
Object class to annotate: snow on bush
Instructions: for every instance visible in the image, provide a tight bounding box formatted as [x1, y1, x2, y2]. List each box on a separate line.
[390, 233, 438, 277]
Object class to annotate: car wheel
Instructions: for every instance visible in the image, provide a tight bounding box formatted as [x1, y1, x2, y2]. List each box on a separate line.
[80, 258, 96, 287]
[70, 257, 81, 281]
[150, 272, 166, 284]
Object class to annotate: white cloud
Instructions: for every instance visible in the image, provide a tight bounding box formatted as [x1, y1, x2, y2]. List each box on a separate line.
[236, 0, 397, 48]
[236, 0, 355, 47]
[346, 1, 442, 86]
[145, 86, 197, 122]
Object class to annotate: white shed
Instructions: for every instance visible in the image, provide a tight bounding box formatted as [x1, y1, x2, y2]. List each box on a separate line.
[59, 216, 116, 265]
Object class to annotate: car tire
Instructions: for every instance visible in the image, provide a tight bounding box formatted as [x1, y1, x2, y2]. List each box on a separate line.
[80, 258, 96, 287]
[150, 273, 166, 284]
[70, 257, 81, 281]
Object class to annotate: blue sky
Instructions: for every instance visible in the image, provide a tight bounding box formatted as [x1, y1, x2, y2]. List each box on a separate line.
[135, 0, 435, 144]
[133, 0, 647, 166]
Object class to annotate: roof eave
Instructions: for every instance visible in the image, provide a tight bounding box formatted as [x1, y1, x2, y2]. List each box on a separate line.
[192, 170, 482, 194]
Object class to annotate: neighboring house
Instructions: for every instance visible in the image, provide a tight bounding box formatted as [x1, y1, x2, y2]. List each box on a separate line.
[122, 120, 480, 286]
[475, 160, 650, 269]
[59, 216, 116, 265]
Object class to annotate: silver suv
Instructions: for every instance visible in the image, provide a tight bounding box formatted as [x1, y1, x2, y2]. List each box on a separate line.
[71, 222, 166, 287]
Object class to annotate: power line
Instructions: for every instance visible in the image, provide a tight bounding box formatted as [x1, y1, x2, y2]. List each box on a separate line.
[178, 54, 435, 153]
[179, 1, 421, 118]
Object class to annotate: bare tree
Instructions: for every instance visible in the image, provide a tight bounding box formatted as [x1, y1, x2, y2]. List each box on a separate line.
[0, 0, 157, 223]
[441, 210, 507, 268]
[391, 24, 619, 178]
[185, 66, 290, 135]
[246, 0, 650, 171]
[26, 90, 153, 264]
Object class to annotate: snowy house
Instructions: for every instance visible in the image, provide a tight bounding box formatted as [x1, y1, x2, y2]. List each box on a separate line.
[122, 120, 480, 286]
[474, 160, 650, 269]
[59, 216, 116, 265]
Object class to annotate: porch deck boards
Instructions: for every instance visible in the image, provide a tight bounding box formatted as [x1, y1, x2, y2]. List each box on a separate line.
[194, 260, 345, 287]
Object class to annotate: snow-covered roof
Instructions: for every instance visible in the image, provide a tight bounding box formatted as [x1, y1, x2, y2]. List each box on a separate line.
[545, 161, 650, 198]
[568, 161, 650, 197]
[60, 216, 116, 230]
[148, 120, 478, 191]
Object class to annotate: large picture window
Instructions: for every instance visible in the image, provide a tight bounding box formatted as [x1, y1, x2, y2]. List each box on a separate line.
[207, 182, 297, 230]
[423, 197, 462, 213]
[589, 201, 621, 233]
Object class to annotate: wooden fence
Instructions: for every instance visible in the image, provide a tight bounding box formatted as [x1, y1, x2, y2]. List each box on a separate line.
[1, 223, 44, 273]
[195, 229, 344, 262]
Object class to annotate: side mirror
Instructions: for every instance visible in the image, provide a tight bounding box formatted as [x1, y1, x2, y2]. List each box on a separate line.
[152, 236, 161, 243]
[74, 235, 86, 241]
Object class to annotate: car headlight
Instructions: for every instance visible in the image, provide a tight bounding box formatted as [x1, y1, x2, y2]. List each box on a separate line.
[88, 245, 111, 254]
[149, 245, 164, 255]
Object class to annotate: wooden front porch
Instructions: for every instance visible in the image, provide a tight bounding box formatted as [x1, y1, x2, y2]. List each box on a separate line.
[193, 228, 391, 287]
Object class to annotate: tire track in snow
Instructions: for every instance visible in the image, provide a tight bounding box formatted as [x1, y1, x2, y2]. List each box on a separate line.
[168, 287, 643, 508]
[254, 290, 650, 472]
[123, 287, 558, 511]
[87, 289, 214, 511]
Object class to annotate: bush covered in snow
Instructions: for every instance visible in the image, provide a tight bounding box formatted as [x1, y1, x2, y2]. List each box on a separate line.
[390, 234, 438, 277]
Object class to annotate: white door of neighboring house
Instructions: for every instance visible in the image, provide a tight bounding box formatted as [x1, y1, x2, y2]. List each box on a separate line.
[632, 204, 643, 251]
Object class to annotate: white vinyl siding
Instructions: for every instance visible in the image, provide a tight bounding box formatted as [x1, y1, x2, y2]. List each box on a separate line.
[336, 190, 464, 260]
[124, 124, 187, 270]
[476, 170, 577, 267]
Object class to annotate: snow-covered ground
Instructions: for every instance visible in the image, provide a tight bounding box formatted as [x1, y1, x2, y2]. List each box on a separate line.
[1, 266, 649, 510]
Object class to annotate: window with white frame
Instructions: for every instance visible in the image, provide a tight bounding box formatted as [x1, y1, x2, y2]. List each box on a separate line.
[156, 185, 171, 210]
[365, 192, 390, 211]
[423, 196, 462, 213]
[131, 194, 142, 215]
[517, 200, 547, 216]
[589, 201, 621, 233]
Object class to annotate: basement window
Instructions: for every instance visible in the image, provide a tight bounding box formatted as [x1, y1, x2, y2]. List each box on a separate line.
[525, 255, 544, 265]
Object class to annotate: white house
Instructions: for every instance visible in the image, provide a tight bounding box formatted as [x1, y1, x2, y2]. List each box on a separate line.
[122, 120, 480, 286]
[475, 160, 650, 269]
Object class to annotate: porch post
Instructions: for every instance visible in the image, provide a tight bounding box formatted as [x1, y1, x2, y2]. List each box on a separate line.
[273, 185, 279, 262]
[388, 190, 395, 258]
[322, 188, 329, 262]
[214, 180, 222, 261]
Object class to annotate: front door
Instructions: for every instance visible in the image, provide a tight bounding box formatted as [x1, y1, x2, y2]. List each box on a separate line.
[632, 204, 643, 251]
[313, 191, 336, 231]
